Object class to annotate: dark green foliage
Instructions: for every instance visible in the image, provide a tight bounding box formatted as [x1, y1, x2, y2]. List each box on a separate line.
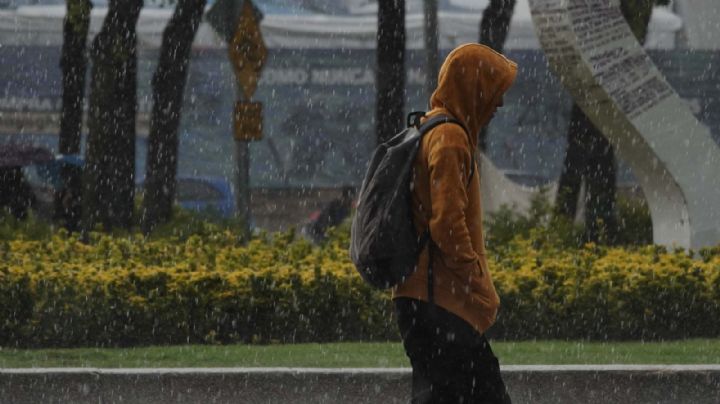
[614, 195, 653, 245]
[488, 188, 654, 250]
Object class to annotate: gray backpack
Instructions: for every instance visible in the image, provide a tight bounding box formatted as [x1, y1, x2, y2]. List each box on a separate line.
[350, 112, 472, 291]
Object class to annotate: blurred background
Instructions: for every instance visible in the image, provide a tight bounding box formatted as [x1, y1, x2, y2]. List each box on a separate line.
[0, 0, 717, 233]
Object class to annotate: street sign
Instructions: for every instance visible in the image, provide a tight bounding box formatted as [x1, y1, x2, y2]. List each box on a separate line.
[206, 0, 267, 235]
[228, 0, 267, 101]
[233, 101, 262, 141]
[206, 0, 263, 43]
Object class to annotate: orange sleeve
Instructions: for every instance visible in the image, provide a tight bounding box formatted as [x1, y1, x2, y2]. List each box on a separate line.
[425, 127, 479, 272]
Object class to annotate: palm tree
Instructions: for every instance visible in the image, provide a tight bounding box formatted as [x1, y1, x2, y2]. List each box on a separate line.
[376, 0, 406, 144]
[478, 0, 516, 152]
[424, 0, 439, 97]
[142, 0, 207, 234]
[480, 0, 516, 52]
[83, 0, 143, 231]
[57, 0, 92, 232]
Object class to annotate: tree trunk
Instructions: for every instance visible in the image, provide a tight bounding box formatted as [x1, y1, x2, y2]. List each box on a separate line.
[584, 127, 617, 243]
[424, 0, 439, 100]
[141, 0, 207, 234]
[559, 110, 619, 244]
[620, 0, 654, 43]
[556, 0, 655, 244]
[555, 104, 586, 220]
[478, 0, 516, 152]
[83, 0, 143, 232]
[376, 0, 405, 144]
[57, 0, 92, 232]
[479, 0, 516, 52]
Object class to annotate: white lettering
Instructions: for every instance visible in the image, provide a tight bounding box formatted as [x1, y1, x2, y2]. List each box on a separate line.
[310, 68, 375, 85]
[260, 68, 309, 85]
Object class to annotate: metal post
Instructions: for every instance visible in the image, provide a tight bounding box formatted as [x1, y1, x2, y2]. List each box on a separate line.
[235, 139, 250, 235]
[233, 0, 249, 237]
[211, 0, 265, 240]
[424, 0, 439, 100]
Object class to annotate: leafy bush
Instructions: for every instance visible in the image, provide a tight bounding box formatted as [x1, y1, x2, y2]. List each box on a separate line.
[3, 220, 720, 347]
[0, 211, 55, 241]
[0, 204, 248, 243]
[485, 190, 654, 248]
[144, 206, 250, 242]
[1, 227, 394, 347]
[484, 188, 584, 251]
[488, 240, 720, 340]
[614, 195, 653, 245]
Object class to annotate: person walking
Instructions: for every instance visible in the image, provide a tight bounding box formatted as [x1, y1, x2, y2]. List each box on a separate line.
[393, 43, 517, 403]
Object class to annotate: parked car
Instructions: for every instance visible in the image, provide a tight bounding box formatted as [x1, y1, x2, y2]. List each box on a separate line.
[0, 144, 55, 219]
[173, 176, 235, 218]
[136, 176, 235, 218]
[4, 143, 235, 222]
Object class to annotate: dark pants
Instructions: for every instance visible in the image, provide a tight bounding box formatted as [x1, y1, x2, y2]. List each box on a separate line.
[395, 298, 512, 404]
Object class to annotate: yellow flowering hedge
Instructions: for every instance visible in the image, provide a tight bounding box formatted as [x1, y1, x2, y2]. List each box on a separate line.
[489, 235, 720, 340]
[2, 226, 720, 347]
[1, 228, 395, 347]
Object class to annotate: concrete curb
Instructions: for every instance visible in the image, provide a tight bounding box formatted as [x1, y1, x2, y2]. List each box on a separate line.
[1, 366, 719, 403]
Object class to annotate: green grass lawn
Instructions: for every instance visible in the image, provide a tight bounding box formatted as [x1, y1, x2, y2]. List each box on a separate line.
[1, 340, 719, 368]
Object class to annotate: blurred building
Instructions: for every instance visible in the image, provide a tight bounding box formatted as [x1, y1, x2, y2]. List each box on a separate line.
[0, 0, 716, 229]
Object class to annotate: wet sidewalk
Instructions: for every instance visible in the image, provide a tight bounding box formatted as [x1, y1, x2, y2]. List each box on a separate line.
[2, 365, 719, 403]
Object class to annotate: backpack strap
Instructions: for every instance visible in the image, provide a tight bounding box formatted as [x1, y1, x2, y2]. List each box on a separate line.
[417, 114, 475, 187]
[412, 113, 477, 304]
[407, 111, 426, 128]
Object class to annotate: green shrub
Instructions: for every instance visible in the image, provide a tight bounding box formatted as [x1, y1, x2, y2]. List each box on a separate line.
[485, 190, 654, 248]
[485, 188, 584, 251]
[615, 195, 653, 245]
[0, 211, 54, 241]
[3, 223, 720, 347]
[3, 194, 719, 347]
[2, 229, 395, 347]
[145, 206, 249, 242]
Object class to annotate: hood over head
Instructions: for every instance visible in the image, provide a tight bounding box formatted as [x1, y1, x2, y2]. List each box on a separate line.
[428, 43, 518, 147]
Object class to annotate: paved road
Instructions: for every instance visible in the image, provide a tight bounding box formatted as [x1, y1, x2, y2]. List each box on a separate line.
[2, 365, 719, 403]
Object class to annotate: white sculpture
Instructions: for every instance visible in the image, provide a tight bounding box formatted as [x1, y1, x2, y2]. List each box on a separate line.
[528, 0, 720, 249]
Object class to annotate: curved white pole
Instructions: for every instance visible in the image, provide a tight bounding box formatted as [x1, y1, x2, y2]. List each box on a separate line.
[528, 0, 720, 249]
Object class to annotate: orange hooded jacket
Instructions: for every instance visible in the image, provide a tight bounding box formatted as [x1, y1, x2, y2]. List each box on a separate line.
[393, 44, 517, 334]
